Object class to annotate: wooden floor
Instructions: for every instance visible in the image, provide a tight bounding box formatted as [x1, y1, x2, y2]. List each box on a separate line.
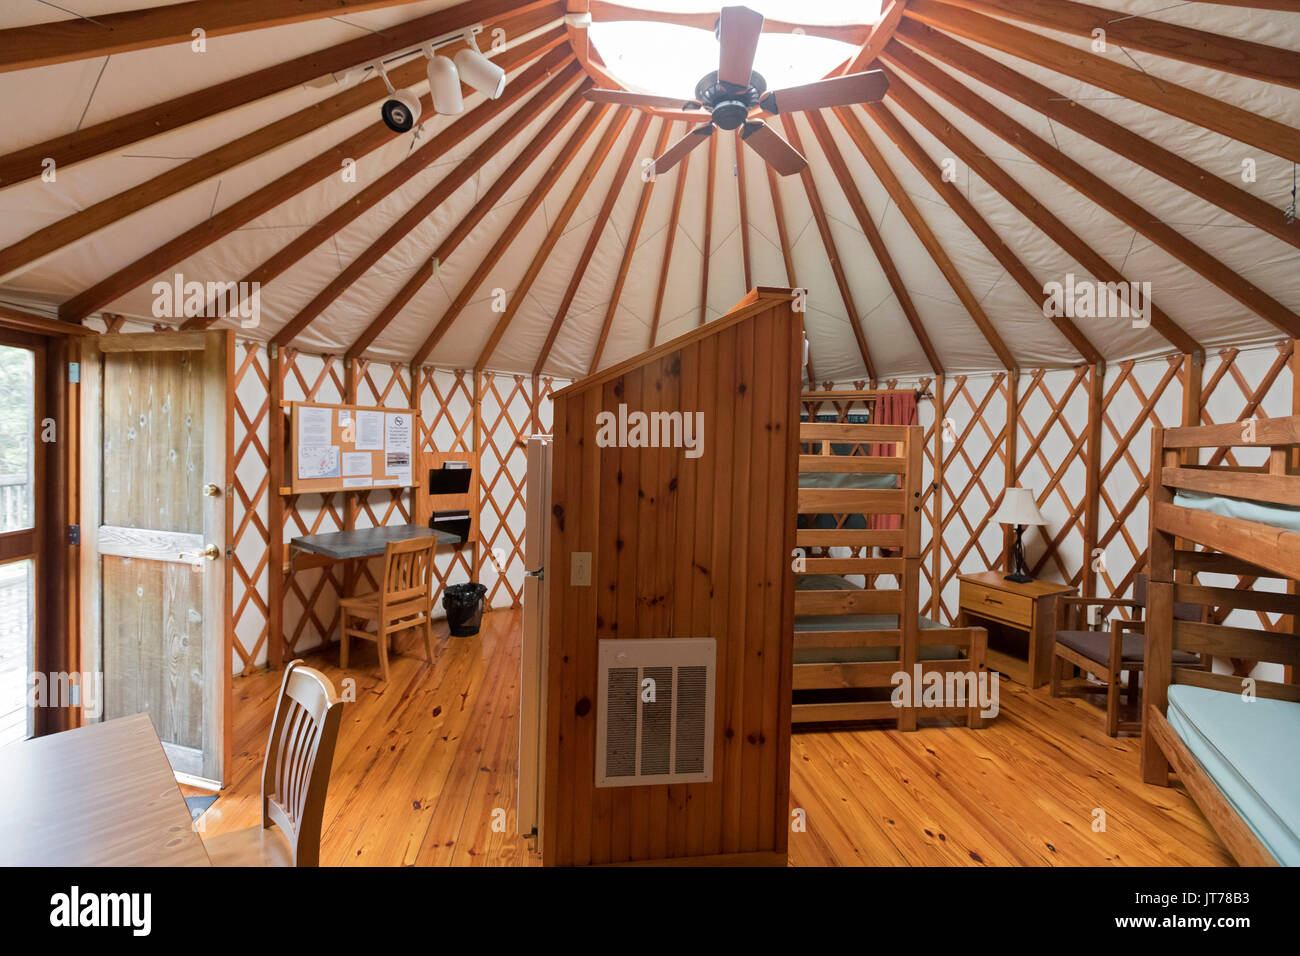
[192, 610, 1233, 866]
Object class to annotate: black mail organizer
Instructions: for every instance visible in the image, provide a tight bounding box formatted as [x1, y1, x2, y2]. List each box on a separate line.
[428, 462, 473, 542]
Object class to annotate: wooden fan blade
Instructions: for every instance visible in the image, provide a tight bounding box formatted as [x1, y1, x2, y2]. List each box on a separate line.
[585, 88, 705, 111]
[717, 5, 764, 86]
[653, 123, 714, 175]
[741, 121, 806, 176]
[759, 70, 888, 114]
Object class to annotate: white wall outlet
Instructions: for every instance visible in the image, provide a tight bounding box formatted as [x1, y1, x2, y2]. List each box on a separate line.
[570, 551, 592, 587]
[1087, 605, 1104, 627]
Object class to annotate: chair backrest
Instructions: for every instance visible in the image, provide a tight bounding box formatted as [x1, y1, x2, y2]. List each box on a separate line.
[260, 660, 344, 866]
[1134, 572, 1207, 622]
[380, 535, 436, 613]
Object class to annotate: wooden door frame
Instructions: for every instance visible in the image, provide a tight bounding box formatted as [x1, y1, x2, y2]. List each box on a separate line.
[78, 329, 234, 787]
[0, 322, 78, 738]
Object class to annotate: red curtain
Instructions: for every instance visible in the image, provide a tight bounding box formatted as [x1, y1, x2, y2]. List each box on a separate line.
[868, 391, 918, 532]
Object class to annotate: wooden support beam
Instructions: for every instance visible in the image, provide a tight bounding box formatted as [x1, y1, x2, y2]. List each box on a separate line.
[840, 0, 908, 74]
[532, 110, 653, 374]
[896, 21, 1298, 252]
[804, 109, 942, 374]
[268, 345, 285, 670]
[903, 0, 1300, 164]
[698, 131, 718, 327]
[932, 0, 1300, 91]
[476, 109, 632, 370]
[410, 103, 610, 366]
[587, 120, 675, 374]
[0, 2, 560, 189]
[57, 33, 566, 323]
[733, 131, 753, 292]
[351, 83, 592, 362]
[779, 114, 877, 380]
[834, 106, 1013, 369]
[1002, 368, 1020, 572]
[0, 0, 501, 73]
[874, 72, 1164, 359]
[588, 2, 872, 44]
[1081, 361, 1104, 597]
[929, 372, 945, 619]
[884, 45, 1298, 341]
[648, 133, 692, 348]
[269, 61, 582, 347]
[0, 304, 94, 336]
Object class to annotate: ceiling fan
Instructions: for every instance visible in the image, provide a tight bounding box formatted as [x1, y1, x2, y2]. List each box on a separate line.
[584, 5, 888, 177]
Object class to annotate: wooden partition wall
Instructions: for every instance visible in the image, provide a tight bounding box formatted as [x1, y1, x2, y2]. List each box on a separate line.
[541, 288, 803, 866]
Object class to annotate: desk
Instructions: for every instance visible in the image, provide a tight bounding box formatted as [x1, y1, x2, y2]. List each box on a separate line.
[0, 713, 211, 866]
[957, 571, 1075, 688]
[290, 524, 460, 567]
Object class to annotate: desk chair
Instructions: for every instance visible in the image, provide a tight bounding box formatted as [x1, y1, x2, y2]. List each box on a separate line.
[339, 536, 436, 682]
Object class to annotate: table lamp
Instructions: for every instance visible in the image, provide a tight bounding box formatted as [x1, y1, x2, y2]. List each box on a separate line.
[992, 486, 1047, 583]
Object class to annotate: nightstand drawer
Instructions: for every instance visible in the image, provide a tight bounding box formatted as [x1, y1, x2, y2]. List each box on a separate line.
[960, 580, 1033, 626]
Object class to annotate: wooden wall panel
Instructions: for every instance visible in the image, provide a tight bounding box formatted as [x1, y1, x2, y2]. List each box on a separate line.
[542, 289, 801, 866]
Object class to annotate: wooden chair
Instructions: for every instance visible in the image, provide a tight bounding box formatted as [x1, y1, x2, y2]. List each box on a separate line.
[1050, 574, 1204, 736]
[203, 660, 343, 866]
[339, 536, 436, 682]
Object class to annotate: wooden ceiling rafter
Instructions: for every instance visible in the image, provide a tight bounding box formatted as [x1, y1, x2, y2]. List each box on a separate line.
[903, 0, 1300, 164]
[647, 134, 693, 348]
[0, 37, 565, 285]
[839, 0, 909, 75]
[532, 110, 654, 374]
[833, 105, 1014, 370]
[411, 103, 612, 366]
[778, 113, 877, 380]
[863, 100, 1103, 364]
[761, 161, 814, 384]
[0, 1, 562, 189]
[0, 0, 512, 73]
[585, 2, 873, 44]
[930, 0, 1300, 91]
[879, 61, 1201, 354]
[884, 45, 1300, 340]
[586, 119, 676, 374]
[734, 131, 753, 291]
[804, 108, 942, 374]
[57, 32, 567, 324]
[221, 46, 574, 338]
[896, 20, 1300, 251]
[349, 82, 595, 362]
[475, 108, 635, 370]
[698, 131, 719, 327]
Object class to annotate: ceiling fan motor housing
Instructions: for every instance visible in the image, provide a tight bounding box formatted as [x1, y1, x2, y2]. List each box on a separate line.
[694, 69, 764, 131]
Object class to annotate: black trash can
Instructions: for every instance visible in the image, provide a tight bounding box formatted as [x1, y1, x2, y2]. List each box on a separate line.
[442, 582, 487, 636]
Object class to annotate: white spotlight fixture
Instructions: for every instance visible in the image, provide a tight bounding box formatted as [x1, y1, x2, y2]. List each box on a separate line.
[454, 31, 506, 99]
[374, 60, 422, 134]
[424, 44, 463, 115]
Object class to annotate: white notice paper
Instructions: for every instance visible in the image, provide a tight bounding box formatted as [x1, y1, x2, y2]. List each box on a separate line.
[342, 476, 372, 489]
[385, 412, 412, 483]
[355, 410, 383, 451]
[341, 452, 371, 477]
[299, 406, 332, 446]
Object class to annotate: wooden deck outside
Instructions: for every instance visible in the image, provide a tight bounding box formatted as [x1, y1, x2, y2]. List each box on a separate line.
[191, 609, 1233, 866]
[0, 559, 31, 749]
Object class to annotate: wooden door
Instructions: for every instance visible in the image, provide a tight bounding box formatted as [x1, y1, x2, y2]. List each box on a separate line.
[79, 331, 233, 787]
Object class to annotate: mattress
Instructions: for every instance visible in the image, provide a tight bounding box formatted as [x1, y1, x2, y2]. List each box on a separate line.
[794, 573, 958, 664]
[798, 471, 898, 491]
[1166, 684, 1300, 866]
[1174, 490, 1300, 534]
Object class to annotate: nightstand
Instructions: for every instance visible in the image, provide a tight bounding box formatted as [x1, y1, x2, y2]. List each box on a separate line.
[956, 571, 1075, 688]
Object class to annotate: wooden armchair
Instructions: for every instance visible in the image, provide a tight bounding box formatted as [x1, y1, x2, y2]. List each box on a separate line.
[1050, 574, 1204, 736]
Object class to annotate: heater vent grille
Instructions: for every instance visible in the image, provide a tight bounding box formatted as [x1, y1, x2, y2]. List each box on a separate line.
[596, 639, 715, 788]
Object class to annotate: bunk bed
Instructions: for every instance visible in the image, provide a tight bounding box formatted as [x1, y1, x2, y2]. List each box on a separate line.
[1143, 416, 1300, 866]
[792, 391, 989, 730]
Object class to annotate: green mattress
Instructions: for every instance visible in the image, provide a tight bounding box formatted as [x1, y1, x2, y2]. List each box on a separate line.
[1166, 684, 1300, 866]
[1174, 490, 1300, 534]
[794, 573, 959, 664]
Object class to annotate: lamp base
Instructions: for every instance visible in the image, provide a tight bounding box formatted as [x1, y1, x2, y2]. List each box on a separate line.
[1003, 572, 1033, 584]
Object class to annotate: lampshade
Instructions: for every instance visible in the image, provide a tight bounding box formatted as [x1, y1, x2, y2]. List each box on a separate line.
[427, 55, 463, 115]
[991, 487, 1047, 526]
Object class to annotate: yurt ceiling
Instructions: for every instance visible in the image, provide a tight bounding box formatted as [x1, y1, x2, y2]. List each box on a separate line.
[0, 0, 1297, 384]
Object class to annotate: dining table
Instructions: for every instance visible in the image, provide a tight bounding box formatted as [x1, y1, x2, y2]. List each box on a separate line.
[0, 712, 212, 866]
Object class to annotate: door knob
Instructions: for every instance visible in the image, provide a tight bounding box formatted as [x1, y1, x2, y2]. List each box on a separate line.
[178, 544, 221, 561]
[202, 483, 221, 497]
